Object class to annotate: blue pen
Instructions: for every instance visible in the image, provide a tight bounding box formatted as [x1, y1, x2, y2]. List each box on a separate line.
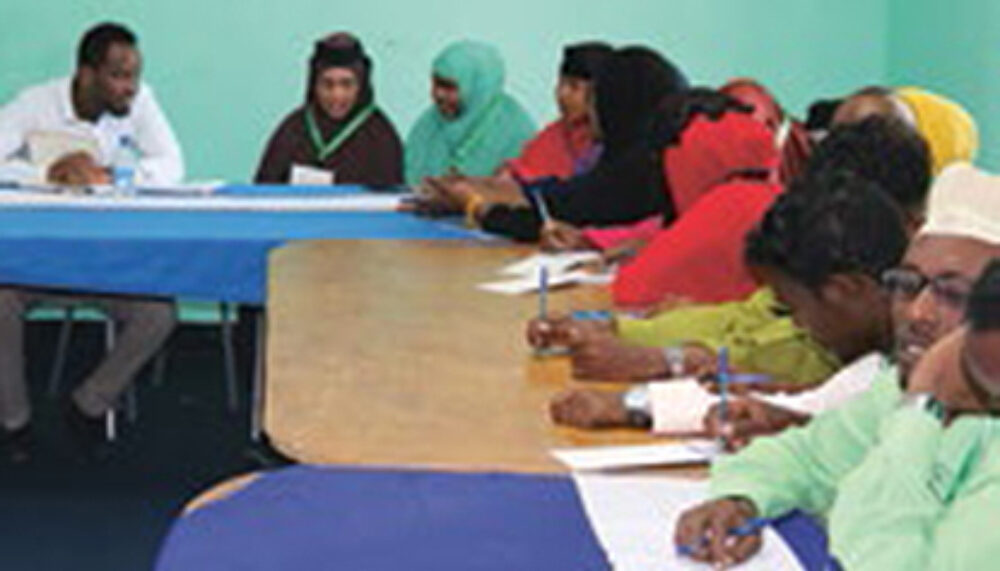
[571, 310, 613, 321]
[701, 372, 773, 385]
[675, 516, 771, 557]
[538, 266, 548, 319]
[717, 347, 730, 427]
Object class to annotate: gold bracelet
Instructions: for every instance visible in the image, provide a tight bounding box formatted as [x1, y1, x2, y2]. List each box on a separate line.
[464, 193, 485, 228]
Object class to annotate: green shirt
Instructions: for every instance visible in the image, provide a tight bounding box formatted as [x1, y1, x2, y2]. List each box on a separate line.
[617, 288, 840, 385]
[710, 361, 1000, 569]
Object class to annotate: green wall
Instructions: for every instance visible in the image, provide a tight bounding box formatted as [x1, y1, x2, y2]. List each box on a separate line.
[2, 1, 892, 182]
[888, 0, 1000, 169]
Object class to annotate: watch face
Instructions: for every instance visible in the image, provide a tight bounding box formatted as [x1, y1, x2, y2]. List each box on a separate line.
[623, 385, 651, 413]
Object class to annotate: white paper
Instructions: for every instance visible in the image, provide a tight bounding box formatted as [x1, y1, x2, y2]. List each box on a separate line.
[499, 251, 603, 278]
[290, 164, 336, 186]
[476, 270, 590, 295]
[26, 130, 100, 171]
[573, 473, 803, 570]
[551, 440, 719, 471]
[135, 180, 224, 195]
[0, 190, 407, 212]
[650, 379, 717, 434]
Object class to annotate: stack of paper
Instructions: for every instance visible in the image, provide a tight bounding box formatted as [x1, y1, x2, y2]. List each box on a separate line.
[477, 251, 612, 295]
[499, 251, 603, 277]
[551, 440, 720, 471]
[572, 474, 804, 570]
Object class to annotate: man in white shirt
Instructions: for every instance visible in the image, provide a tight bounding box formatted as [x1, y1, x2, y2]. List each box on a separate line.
[0, 22, 184, 185]
[0, 23, 179, 462]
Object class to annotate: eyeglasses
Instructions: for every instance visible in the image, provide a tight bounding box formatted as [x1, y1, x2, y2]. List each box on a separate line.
[881, 267, 972, 310]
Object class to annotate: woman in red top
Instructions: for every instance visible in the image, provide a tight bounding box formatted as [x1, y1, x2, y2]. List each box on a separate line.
[611, 105, 782, 308]
[501, 42, 612, 182]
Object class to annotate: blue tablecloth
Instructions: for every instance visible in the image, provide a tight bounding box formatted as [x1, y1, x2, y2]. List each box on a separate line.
[155, 466, 611, 571]
[0, 207, 478, 304]
[155, 466, 837, 571]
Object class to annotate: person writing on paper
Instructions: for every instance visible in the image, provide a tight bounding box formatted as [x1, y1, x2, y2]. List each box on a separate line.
[254, 33, 403, 187]
[542, 78, 807, 257]
[702, 163, 998, 448]
[0, 22, 183, 186]
[403, 42, 609, 219]
[673, 164, 1000, 569]
[416, 47, 689, 240]
[528, 117, 931, 389]
[497, 42, 612, 183]
[677, 258, 1000, 570]
[547, 172, 908, 430]
[405, 40, 536, 184]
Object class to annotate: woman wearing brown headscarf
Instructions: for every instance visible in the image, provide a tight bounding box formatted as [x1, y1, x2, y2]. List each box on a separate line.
[254, 33, 403, 187]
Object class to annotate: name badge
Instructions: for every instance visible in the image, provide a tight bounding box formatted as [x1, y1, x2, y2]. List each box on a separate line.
[290, 164, 335, 186]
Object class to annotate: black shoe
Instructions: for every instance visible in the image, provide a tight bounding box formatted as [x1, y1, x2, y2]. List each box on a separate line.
[245, 433, 296, 468]
[60, 398, 111, 461]
[0, 424, 32, 464]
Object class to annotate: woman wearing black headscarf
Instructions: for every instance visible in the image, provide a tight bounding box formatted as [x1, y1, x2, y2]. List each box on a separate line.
[254, 32, 403, 186]
[418, 46, 688, 241]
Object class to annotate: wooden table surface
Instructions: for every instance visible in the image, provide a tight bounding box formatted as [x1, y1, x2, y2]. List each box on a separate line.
[263, 239, 694, 475]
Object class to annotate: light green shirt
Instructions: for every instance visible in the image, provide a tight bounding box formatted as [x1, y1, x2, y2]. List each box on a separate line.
[710, 361, 1000, 569]
[617, 288, 840, 385]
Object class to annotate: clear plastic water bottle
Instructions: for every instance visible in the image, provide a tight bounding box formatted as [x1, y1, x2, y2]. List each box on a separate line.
[109, 134, 138, 194]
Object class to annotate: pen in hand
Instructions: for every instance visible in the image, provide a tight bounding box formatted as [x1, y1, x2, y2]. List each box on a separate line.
[675, 516, 771, 557]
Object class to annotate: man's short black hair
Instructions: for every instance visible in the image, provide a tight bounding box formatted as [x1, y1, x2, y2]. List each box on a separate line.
[968, 259, 1000, 332]
[745, 169, 909, 290]
[77, 22, 137, 69]
[806, 116, 932, 215]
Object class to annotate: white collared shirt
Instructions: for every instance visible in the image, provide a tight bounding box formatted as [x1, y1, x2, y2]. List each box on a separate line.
[0, 77, 184, 184]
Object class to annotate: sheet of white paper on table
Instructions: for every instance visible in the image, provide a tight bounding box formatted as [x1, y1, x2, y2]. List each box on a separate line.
[499, 251, 603, 278]
[476, 269, 598, 295]
[551, 440, 719, 471]
[572, 473, 803, 570]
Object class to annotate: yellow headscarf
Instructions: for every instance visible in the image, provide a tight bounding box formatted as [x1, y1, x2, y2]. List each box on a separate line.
[895, 87, 979, 175]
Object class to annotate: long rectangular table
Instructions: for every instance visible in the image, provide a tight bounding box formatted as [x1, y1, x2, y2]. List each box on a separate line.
[0, 186, 480, 303]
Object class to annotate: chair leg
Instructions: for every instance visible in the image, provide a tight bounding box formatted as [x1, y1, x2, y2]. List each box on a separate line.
[105, 319, 139, 425]
[125, 385, 138, 424]
[250, 310, 266, 442]
[150, 348, 169, 388]
[105, 409, 117, 442]
[47, 308, 75, 398]
[105, 318, 116, 351]
[221, 303, 239, 413]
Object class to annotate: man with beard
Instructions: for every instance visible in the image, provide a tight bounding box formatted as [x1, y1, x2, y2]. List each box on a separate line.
[0, 22, 183, 185]
[674, 163, 1000, 569]
[0, 23, 179, 462]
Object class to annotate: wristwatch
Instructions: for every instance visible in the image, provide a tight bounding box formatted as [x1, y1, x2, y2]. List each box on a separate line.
[662, 346, 686, 378]
[899, 392, 946, 422]
[622, 384, 653, 428]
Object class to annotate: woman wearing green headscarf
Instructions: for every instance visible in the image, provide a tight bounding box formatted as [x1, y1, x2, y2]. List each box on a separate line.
[405, 40, 536, 184]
